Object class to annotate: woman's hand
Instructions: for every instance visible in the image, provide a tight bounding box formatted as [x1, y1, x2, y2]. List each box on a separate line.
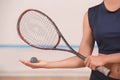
[19, 59, 48, 69]
[84, 54, 107, 70]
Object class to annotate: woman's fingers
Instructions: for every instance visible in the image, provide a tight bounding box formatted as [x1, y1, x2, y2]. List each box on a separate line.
[84, 56, 97, 70]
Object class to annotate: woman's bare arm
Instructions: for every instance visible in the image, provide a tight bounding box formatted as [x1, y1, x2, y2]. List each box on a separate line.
[20, 12, 95, 69]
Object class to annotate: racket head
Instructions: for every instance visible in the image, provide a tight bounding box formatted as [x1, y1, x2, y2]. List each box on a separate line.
[17, 9, 61, 50]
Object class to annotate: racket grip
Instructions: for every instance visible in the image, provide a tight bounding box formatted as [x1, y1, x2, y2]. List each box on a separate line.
[96, 66, 110, 76]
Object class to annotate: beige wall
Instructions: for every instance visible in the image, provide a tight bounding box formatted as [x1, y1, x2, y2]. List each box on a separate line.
[0, 0, 102, 44]
[0, 0, 102, 76]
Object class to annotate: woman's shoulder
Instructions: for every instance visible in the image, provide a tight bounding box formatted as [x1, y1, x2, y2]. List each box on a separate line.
[88, 2, 103, 12]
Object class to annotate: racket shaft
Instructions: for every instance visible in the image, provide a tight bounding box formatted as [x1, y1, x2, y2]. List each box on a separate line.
[74, 51, 86, 60]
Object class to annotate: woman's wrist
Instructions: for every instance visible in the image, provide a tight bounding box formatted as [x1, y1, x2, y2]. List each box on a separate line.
[101, 53, 120, 65]
[103, 54, 112, 65]
[99, 54, 109, 65]
[103, 55, 108, 65]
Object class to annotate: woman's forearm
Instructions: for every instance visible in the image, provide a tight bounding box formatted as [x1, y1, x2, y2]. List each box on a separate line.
[105, 53, 120, 64]
[45, 56, 85, 68]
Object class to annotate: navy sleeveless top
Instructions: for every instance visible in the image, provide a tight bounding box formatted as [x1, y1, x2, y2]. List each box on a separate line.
[88, 2, 120, 54]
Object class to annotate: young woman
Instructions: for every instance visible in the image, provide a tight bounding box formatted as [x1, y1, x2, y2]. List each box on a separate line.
[20, 0, 120, 80]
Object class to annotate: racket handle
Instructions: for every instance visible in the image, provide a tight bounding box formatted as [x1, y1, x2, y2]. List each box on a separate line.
[74, 52, 111, 76]
[96, 66, 110, 76]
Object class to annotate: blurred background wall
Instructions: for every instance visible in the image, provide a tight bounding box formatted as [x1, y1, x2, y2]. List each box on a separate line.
[0, 0, 102, 77]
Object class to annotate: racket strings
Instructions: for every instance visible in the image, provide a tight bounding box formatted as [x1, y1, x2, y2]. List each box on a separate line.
[20, 14, 42, 45]
[19, 11, 59, 48]
[21, 20, 42, 46]
[30, 11, 59, 47]
[21, 12, 52, 47]
[30, 12, 58, 47]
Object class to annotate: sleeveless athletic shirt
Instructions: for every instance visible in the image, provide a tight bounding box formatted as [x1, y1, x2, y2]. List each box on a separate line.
[88, 2, 120, 54]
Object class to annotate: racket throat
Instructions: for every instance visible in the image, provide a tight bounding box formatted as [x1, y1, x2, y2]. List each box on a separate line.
[74, 51, 86, 60]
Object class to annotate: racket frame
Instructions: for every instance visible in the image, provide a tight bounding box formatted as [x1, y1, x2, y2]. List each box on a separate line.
[17, 9, 60, 50]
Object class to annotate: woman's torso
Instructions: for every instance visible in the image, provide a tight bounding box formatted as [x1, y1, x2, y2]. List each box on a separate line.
[88, 2, 120, 79]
